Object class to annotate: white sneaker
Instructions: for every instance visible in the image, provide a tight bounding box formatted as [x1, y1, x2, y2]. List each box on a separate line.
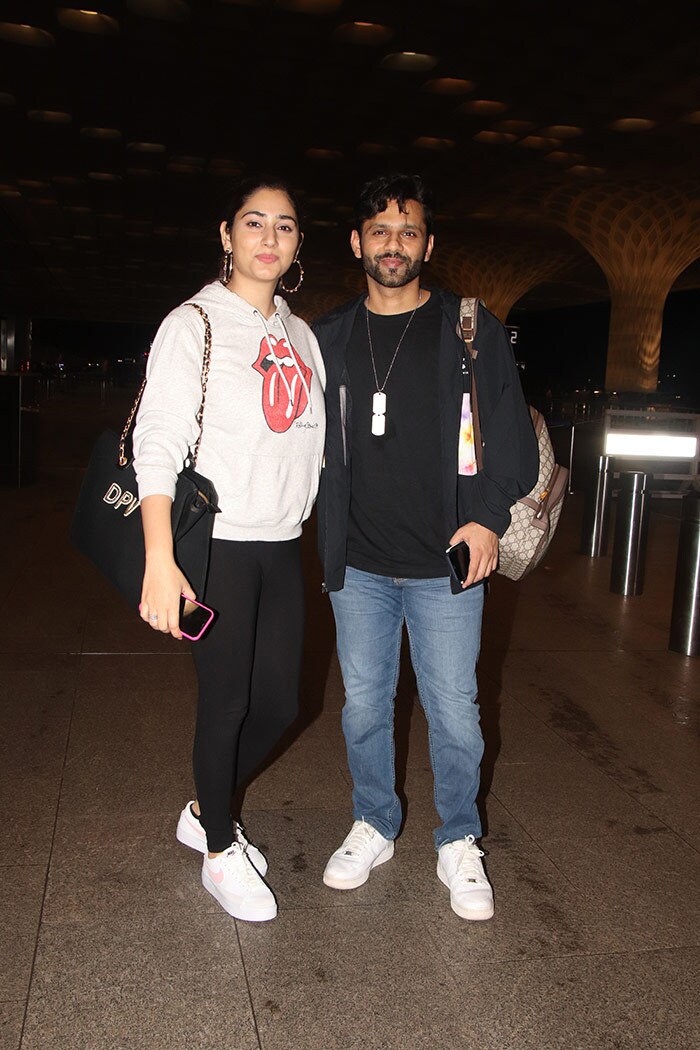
[202, 843, 277, 922]
[323, 819, 395, 890]
[437, 836, 494, 921]
[176, 801, 268, 875]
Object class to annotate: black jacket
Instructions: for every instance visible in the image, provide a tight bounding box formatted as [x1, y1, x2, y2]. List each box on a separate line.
[313, 288, 539, 593]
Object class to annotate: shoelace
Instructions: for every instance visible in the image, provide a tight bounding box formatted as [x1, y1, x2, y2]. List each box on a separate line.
[341, 820, 375, 856]
[218, 843, 260, 886]
[455, 835, 487, 884]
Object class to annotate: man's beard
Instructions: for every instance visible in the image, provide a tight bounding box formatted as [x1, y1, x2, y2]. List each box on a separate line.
[362, 251, 423, 288]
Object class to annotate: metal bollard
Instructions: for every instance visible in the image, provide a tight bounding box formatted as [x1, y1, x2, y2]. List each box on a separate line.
[610, 472, 651, 595]
[669, 490, 700, 656]
[581, 455, 614, 556]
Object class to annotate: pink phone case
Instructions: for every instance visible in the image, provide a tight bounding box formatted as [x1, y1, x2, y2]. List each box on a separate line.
[179, 596, 215, 641]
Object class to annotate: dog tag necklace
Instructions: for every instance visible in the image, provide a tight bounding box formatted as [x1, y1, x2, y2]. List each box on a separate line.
[366, 291, 422, 436]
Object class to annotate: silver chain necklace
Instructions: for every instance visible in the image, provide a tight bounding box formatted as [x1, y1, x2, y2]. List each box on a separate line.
[366, 291, 422, 436]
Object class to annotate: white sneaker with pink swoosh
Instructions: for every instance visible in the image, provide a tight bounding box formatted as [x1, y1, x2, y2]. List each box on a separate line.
[202, 843, 277, 922]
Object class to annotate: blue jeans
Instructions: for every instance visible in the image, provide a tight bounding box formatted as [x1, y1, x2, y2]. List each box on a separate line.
[330, 567, 485, 850]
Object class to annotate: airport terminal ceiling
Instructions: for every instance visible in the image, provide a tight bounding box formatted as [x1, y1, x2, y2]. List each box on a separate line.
[1, 0, 700, 327]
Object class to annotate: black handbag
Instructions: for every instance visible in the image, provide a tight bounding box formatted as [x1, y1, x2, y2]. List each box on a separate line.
[70, 303, 220, 610]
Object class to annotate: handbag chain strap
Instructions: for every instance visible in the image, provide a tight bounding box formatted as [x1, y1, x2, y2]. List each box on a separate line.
[118, 302, 213, 468]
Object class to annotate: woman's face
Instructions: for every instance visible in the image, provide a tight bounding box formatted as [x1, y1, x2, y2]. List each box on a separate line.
[220, 187, 301, 288]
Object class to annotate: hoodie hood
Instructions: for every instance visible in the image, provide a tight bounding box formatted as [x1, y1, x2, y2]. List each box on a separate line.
[190, 279, 293, 327]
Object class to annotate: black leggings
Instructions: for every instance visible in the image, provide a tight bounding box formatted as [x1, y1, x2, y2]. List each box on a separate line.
[191, 538, 304, 853]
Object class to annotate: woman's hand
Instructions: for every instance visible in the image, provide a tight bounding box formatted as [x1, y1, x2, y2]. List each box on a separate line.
[448, 521, 499, 587]
[139, 552, 195, 639]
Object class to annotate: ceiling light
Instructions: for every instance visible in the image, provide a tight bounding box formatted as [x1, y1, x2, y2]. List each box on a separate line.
[0, 92, 16, 106]
[209, 158, 241, 176]
[541, 124, 583, 137]
[380, 52, 438, 73]
[57, 9, 120, 34]
[459, 99, 508, 115]
[310, 219, 339, 227]
[605, 433, 697, 458]
[0, 186, 21, 198]
[492, 119, 535, 134]
[333, 22, 393, 45]
[609, 117, 656, 131]
[568, 165, 606, 175]
[18, 180, 50, 190]
[127, 141, 166, 153]
[545, 151, 584, 163]
[305, 148, 343, 160]
[81, 126, 122, 140]
[126, 1, 191, 21]
[413, 136, 455, 150]
[422, 78, 473, 95]
[518, 135, 561, 149]
[276, 0, 343, 12]
[88, 171, 122, 181]
[474, 131, 517, 144]
[682, 111, 700, 124]
[0, 23, 55, 47]
[27, 110, 73, 124]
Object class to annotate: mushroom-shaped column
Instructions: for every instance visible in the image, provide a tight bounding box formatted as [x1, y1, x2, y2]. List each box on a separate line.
[547, 181, 700, 392]
[428, 237, 570, 322]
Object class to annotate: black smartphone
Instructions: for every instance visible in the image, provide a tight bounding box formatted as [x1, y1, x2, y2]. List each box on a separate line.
[179, 595, 215, 641]
[445, 540, 470, 587]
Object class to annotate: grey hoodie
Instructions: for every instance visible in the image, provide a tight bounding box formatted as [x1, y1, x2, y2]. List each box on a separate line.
[133, 280, 326, 542]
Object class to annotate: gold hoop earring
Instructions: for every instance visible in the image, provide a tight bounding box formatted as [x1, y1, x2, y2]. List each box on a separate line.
[279, 258, 304, 294]
[222, 250, 233, 283]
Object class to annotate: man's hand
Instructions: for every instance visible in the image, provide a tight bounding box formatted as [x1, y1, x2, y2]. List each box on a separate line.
[448, 522, 499, 587]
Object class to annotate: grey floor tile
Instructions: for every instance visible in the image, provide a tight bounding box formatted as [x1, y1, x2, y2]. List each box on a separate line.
[490, 699, 670, 842]
[0, 778, 61, 863]
[238, 905, 461, 1050]
[0, 865, 46, 1000]
[42, 811, 212, 925]
[29, 913, 252, 1004]
[0, 654, 78, 721]
[443, 948, 700, 1050]
[536, 831, 700, 952]
[22, 990, 259, 1050]
[0, 1002, 24, 1050]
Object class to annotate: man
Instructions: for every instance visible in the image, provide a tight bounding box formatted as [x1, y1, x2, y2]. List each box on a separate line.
[313, 174, 538, 920]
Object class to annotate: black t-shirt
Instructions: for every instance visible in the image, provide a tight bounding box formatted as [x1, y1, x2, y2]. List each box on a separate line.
[346, 294, 448, 578]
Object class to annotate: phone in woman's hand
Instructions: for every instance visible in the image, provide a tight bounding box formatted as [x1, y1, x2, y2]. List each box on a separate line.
[179, 595, 215, 641]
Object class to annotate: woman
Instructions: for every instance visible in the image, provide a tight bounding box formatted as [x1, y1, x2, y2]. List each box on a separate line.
[133, 178, 325, 921]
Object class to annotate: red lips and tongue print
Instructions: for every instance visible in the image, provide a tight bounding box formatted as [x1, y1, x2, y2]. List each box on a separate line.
[252, 334, 312, 433]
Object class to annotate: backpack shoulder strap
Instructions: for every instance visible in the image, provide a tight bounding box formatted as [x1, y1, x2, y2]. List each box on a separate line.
[458, 297, 484, 471]
[459, 296, 481, 360]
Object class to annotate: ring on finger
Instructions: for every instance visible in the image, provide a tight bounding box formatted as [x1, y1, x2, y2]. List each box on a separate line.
[149, 614, 158, 622]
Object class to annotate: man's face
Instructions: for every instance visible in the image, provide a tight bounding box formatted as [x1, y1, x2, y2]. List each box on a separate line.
[350, 198, 434, 288]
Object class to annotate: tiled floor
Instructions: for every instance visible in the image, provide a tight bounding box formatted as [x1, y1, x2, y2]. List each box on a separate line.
[1, 386, 698, 1049]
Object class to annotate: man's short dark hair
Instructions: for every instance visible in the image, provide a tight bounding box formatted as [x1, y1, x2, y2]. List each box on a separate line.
[354, 173, 435, 237]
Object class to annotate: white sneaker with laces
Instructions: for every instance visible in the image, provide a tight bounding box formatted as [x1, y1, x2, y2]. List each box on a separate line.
[202, 842, 277, 921]
[437, 835, 494, 921]
[176, 801, 268, 875]
[323, 819, 394, 890]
